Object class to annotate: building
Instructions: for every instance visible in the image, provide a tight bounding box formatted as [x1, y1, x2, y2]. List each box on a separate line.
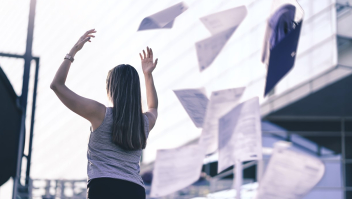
[142, 0, 352, 198]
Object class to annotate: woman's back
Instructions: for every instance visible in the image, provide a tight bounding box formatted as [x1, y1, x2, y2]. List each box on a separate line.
[87, 107, 149, 188]
[51, 35, 158, 198]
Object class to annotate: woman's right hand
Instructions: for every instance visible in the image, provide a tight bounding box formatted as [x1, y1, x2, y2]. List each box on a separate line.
[139, 47, 158, 75]
[70, 29, 96, 56]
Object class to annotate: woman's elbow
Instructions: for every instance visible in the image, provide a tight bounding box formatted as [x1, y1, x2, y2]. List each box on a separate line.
[149, 108, 158, 119]
[50, 82, 58, 91]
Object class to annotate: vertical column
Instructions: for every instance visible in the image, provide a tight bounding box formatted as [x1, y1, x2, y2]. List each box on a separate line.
[25, 58, 40, 186]
[256, 159, 264, 183]
[342, 118, 346, 199]
[234, 159, 242, 199]
[12, 0, 37, 198]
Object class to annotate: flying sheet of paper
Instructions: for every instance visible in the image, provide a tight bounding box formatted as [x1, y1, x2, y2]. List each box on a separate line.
[218, 97, 262, 173]
[173, 88, 209, 128]
[137, 2, 188, 31]
[198, 87, 245, 155]
[262, 0, 304, 96]
[256, 141, 325, 199]
[150, 144, 205, 197]
[196, 5, 247, 72]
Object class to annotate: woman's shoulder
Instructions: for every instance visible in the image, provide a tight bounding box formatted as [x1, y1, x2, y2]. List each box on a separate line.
[91, 106, 113, 133]
[105, 107, 114, 120]
[106, 106, 113, 112]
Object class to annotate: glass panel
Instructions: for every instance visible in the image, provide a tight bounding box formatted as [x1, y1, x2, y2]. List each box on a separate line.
[273, 121, 341, 132]
[290, 131, 342, 156]
[315, 159, 343, 188]
[346, 191, 352, 199]
[345, 121, 352, 132]
[303, 189, 343, 199]
[345, 133, 352, 159]
[346, 163, 352, 187]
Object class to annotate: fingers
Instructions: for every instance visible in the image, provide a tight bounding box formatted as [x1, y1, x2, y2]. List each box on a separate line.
[148, 47, 153, 58]
[79, 36, 90, 43]
[79, 29, 96, 44]
[87, 28, 95, 32]
[146, 47, 153, 59]
[150, 48, 153, 60]
[86, 34, 95, 42]
[154, 58, 158, 67]
[141, 47, 155, 60]
[83, 29, 96, 37]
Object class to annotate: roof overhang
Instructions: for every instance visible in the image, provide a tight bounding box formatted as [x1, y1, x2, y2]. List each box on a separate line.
[261, 65, 352, 119]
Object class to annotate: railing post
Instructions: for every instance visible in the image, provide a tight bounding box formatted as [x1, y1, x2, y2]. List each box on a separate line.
[256, 159, 264, 183]
[234, 159, 242, 199]
[341, 118, 346, 199]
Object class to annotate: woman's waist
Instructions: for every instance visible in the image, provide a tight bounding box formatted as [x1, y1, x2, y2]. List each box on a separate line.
[88, 150, 141, 164]
[88, 177, 145, 189]
[88, 159, 141, 174]
[87, 168, 144, 188]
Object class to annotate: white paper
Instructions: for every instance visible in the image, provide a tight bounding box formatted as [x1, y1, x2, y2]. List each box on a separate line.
[174, 88, 209, 128]
[199, 87, 245, 154]
[256, 141, 325, 199]
[196, 5, 247, 72]
[196, 28, 237, 72]
[150, 144, 205, 197]
[218, 97, 262, 173]
[200, 5, 248, 35]
[138, 2, 188, 31]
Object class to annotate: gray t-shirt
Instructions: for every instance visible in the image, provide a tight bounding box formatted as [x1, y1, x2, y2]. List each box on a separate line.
[87, 107, 149, 188]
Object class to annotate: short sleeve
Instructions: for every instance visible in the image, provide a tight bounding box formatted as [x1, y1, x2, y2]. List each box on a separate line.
[143, 113, 150, 138]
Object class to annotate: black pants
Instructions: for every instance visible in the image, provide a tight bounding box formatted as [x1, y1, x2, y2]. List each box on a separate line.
[87, 178, 146, 199]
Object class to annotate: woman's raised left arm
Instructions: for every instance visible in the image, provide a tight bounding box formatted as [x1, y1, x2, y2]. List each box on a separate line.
[50, 29, 105, 128]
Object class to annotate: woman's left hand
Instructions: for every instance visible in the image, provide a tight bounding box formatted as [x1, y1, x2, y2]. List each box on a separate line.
[140, 47, 158, 75]
[70, 29, 96, 55]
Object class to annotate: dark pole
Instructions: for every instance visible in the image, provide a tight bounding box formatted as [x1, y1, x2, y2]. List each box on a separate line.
[12, 0, 37, 198]
[25, 58, 40, 186]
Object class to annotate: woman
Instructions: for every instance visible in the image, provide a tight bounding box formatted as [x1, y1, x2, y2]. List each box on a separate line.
[50, 29, 158, 199]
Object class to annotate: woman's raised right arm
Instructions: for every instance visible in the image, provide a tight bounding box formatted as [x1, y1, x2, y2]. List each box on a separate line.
[140, 47, 158, 131]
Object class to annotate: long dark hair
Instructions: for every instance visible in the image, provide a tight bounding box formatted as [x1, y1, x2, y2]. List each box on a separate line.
[106, 64, 146, 150]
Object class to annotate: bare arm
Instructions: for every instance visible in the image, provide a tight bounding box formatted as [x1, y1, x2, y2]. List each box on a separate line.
[140, 47, 158, 131]
[50, 29, 105, 130]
